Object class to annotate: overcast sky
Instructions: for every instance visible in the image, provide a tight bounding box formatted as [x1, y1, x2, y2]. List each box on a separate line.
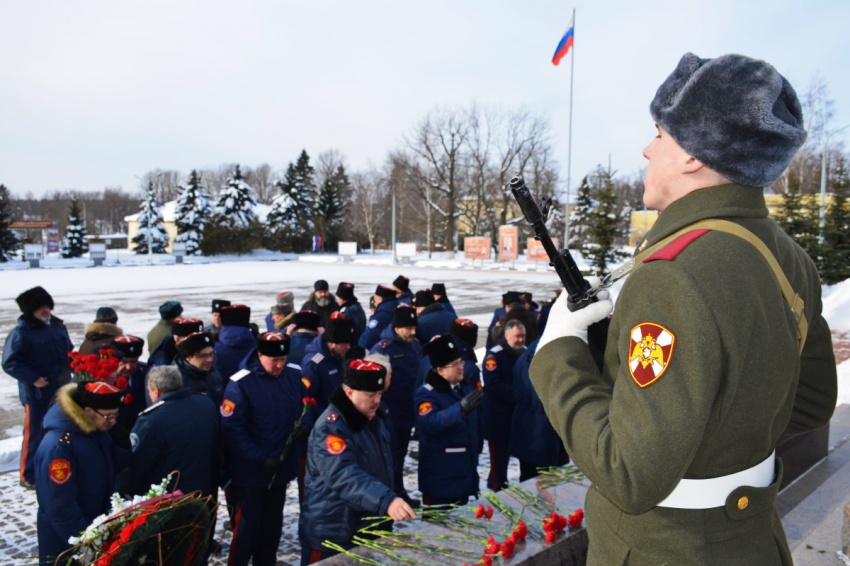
[2, 0, 848, 199]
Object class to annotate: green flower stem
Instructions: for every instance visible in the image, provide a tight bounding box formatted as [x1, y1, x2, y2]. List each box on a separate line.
[267, 402, 310, 490]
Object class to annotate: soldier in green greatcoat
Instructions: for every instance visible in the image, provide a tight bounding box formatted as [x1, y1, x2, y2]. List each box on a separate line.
[531, 53, 837, 565]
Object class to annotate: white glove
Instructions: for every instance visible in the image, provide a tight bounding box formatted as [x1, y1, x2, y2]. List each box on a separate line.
[537, 277, 613, 350]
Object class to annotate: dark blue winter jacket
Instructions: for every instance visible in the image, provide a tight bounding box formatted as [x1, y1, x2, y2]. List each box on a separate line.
[301, 335, 345, 412]
[214, 326, 256, 383]
[287, 331, 318, 368]
[127, 389, 220, 497]
[147, 335, 178, 368]
[509, 339, 568, 467]
[299, 386, 396, 551]
[415, 371, 479, 500]
[221, 356, 311, 488]
[35, 385, 130, 566]
[416, 303, 456, 345]
[481, 342, 525, 441]
[358, 297, 398, 350]
[338, 300, 367, 343]
[369, 324, 423, 431]
[485, 306, 507, 350]
[2, 315, 73, 405]
[174, 355, 225, 408]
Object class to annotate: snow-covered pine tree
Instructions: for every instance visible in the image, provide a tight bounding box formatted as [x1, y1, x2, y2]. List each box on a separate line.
[263, 192, 300, 251]
[132, 182, 169, 254]
[215, 164, 258, 228]
[272, 150, 317, 251]
[174, 170, 212, 255]
[584, 167, 630, 275]
[567, 176, 594, 252]
[0, 184, 20, 262]
[60, 197, 89, 258]
[821, 155, 850, 284]
[314, 164, 349, 250]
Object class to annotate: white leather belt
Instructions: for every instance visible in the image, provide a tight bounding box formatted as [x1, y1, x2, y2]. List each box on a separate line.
[657, 450, 776, 509]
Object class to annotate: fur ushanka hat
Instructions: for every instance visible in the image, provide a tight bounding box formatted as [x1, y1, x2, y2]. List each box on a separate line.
[650, 53, 806, 188]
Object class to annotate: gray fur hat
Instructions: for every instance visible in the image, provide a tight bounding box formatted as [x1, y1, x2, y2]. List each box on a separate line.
[650, 53, 806, 188]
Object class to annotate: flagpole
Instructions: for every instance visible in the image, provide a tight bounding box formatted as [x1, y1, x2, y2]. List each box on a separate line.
[563, 8, 575, 249]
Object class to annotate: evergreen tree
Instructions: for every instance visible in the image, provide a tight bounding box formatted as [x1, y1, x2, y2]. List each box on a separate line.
[132, 182, 169, 254]
[775, 179, 820, 262]
[821, 155, 850, 284]
[263, 192, 300, 251]
[60, 198, 89, 258]
[174, 170, 212, 255]
[314, 164, 348, 250]
[0, 184, 20, 262]
[584, 168, 630, 275]
[215, 165, 258, 228]
[272, 150, 317, 251]
[568, 176, 593, 250]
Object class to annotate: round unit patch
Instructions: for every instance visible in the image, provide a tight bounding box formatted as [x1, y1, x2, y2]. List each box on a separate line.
[220, 399, 236, 418]
[418, 402, 433, 416]
[628, 322, 676, 388]
[484, 357, 498, 371]
[49, 459, 72, 485]
[326, 434, 347, 455]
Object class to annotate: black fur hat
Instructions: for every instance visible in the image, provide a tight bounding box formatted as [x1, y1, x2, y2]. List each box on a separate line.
[294, 310, 321, 331]
[424, 334, 462, 368]
[375, 285, 396, 299]
[412, 289, 435, 308]
[158, 301, 183, 320]
[336, 282, 355, 302]
[74, 381, 124, 410]
[220, 305, 251, 328]
[650, 53, 806, 188]
[211, 299, 231, 313]
[324, 312, 355, 344]
[392, 275, 410, 293]
[450, 318, 479, 348]
[257, 331, 290, 357]
[16, 286, 54, 315]
[343, 359, 387, 392]
[176, 331, 213, 358]
[172, 318, 204, 337]
[111, 335, 145, 359]
[393, 305, 417, 328]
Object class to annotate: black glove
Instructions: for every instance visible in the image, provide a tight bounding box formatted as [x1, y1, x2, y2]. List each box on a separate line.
[293, 424, 310, 443]
[460, 389, 484, 417]
[260, 458, 281, 473]
[109, 423, 131, 450]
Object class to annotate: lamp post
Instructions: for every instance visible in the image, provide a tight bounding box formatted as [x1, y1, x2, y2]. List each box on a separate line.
[819, 125, 849, 244]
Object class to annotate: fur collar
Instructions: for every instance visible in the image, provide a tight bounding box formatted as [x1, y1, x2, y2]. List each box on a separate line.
[328, 385, 385, 433]
[83, 321, 123, 338]
[56, 384, 97, 434]
[425, 370, 452, 392]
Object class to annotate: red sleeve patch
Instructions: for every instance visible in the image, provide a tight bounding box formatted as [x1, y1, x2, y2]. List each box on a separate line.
[301, 377, 312, 389]
[220, 399, 236, 418]
[643, 229, 710, 263]
[49, 458, 72, 485]
[418, 402, 433, 416]
[484, 357, 498, 371]
[628, 322, 676, 388]
[326, 434, 347, 455]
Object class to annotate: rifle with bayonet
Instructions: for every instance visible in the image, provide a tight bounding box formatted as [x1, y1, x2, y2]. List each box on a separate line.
[509, 175, 609, 369]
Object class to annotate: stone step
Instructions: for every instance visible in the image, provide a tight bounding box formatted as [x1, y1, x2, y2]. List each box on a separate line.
[778, 404, 850, 565]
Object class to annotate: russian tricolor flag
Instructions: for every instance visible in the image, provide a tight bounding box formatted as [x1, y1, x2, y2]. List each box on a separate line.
[551, 18, 574, 66]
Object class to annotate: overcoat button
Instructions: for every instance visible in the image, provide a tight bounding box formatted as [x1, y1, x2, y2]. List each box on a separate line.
[737, 496, 749, 510]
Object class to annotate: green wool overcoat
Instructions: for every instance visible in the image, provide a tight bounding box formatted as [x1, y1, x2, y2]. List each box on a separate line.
[531, 184, 837, 565]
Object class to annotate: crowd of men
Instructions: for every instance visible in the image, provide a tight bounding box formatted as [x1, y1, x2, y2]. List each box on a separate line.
[3, 276, 562, 566]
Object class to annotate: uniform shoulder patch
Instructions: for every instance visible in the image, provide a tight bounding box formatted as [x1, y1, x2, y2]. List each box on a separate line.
[49, 458, 72, 485]
[326, 434, 347, 455]
[484, 357, 498, 371]
[424, 383, 433, 391]
[490, 345, 503, 353]
[368, 319, 379, 329]
[220, 399, 236, 418]
[628, 322, 676, 388]
[418, 401, 433, 416]
[643, 229, 710, 263]
[130, 432, 139, 451]
[230, 369, 251, 383]
[287, 362, 301, 370]
[310, 352, 325, 364]
[58, 432, 72, 446]
[139, 400, 165, 416]
[326, 411, 339, 423]
[301, 376, 312, 389]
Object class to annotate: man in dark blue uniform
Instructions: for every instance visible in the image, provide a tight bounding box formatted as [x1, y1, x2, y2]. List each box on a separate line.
[34, 380, 129, 566]
[392, 274, 413, 305]
[302, 313, 355, 411]
[2, 286, 73, 490]
[369, 304, 423, 500]
[415, 335, 483, 506]
[510, 338, 568, 482]
[287, 310, 321, 367]
[358, 285, 398, 350]
[174, 331, 224, 407]
[485, 291, 520, 350]
[299, 359, 416, 564]
[431, 283, 456, 317]
[148, 317, 204, 369]
[336, 282, 366, 343]
[482, 319, 526, 491]
[214, 305, 256, 384]
[127, 365, 219, 497]
[205, 298, 231, 344]
[110, 335, 149, 431]
[221, 332, 311, 566]
[413, 289, 456, 345]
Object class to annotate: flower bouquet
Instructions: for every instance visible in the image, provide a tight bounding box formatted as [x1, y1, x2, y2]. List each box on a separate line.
[62, 475, 215, 566]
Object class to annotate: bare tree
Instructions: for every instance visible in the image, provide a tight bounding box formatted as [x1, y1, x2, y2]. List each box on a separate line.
[243, 163, 277, 204]
[349, 169, 388, 254]
[139, 169, 182, 202]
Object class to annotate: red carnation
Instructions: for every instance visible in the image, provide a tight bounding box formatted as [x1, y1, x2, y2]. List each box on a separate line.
[484, 535, 499, 555]
[302, 397, 317, 407]
[567, 511, 583, 529]
[485, 505, 493, 520]
[475, 503, 485, 519]
[481, 556, 493, 566]
[545, 530, 557, 544]
[501, 537, 515, 559]
[114, 377, 129, 389]
[513, 519, 528, 541]
[123, 393, 134, 405]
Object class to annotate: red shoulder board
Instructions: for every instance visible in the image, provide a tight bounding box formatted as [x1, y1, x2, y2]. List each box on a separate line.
[643, 229, 710, 263]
